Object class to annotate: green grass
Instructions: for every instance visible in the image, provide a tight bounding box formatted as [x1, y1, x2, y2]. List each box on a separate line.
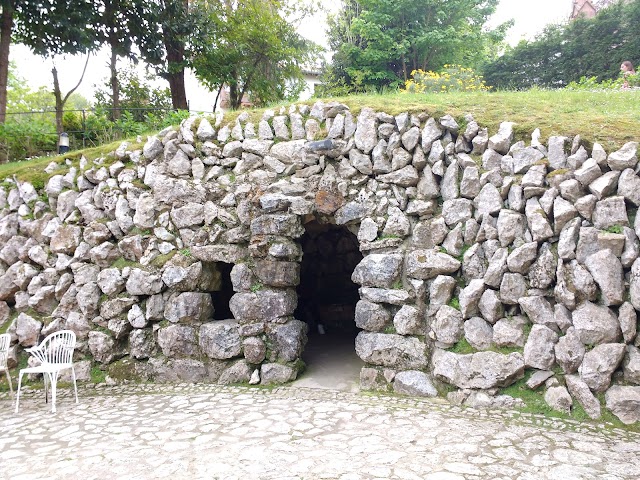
[604, 225, 623, 234]
[222, 89, 640, 151]
[150, 251, 177, 268]
[501, 373, 639, 432]
[110, 257, 141, 269]
[0, 137, 144, 190]
[448, 338, 475, 354]
[0, 89, 638, 185]
[447, 297, 460, 310]
[90, 366, 107, 383]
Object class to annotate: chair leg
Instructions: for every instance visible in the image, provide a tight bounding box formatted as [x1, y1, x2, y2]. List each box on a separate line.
[50, 372, 58, 414]
[43, 373, 49, 404]
[71, 366, 78, 404]
[4, 369, 12, 396]
[15, 370, 24, 413]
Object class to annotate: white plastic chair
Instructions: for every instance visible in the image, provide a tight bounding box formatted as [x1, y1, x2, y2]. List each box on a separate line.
[15, 330, 78, 413]
[0, 333, 13, 395]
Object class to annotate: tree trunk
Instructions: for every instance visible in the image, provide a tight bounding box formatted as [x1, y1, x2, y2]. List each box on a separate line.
[52, 65, 64, 135]
[110, 42, 120, 121]
[229, 82, 239, 110]
[166, 67, 187, 110]
[162, 0, 188, 110]
[52, 55, 90, 136]
[0, 1, 14, 124]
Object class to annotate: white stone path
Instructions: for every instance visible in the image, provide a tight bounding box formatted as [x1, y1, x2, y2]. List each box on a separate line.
[0, 384, 638, 480]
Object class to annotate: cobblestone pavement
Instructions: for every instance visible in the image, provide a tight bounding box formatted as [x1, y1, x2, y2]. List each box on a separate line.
[1, 384, 639, 480]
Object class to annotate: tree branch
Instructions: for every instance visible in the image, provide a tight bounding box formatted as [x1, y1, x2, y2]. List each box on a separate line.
[62, 52, 91, 104]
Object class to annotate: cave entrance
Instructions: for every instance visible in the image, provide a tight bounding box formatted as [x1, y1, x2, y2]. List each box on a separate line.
[294, 219, 364, 391]
[211, 262, 234, 320]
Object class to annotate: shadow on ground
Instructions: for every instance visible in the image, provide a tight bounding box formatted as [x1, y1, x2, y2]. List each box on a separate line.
[292, 332, 363, 393]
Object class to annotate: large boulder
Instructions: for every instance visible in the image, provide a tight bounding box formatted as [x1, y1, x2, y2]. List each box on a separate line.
[15, 313, 42, 347]
[351, 254, 403, 288]
[164, 292, 214, 324]
[565, 374, 601, 420]
[431, 305, 464, 347]
[49, 224, 82, 255]
[605, 386, 640, 424]
[355, 300, 391, 332]
[406, 250, 461, 279]
[355, 332, 428, 369]
[267, 319, 307, 362]
[254, 261, 300, 288]
[260, 363, 298, 385]
[579, 343, 626, 392]
[464, 317, 493, 351]
[250, 214, 304, 237]
[126, 268, 164, 296]
[572, 302, 622, 345]
[623, 345, 640, 384]
[393, 371, 438, 397]
[432, 349, 525, 389]
[524, 325, 559, 370]
[584, 250, 624, 306]
[544, 385, 573, 414]
[199, 320, 242, 360]
[157, 324, 199, 357]
[129, 329, 155, 359]
[555, 327, 586, 374]
[88, 331, 117, 364]
[229, 289, 297, 322]
[393, 305, 423, 335]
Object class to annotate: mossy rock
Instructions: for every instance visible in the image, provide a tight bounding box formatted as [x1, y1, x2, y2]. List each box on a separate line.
[107, 357, 145, 382]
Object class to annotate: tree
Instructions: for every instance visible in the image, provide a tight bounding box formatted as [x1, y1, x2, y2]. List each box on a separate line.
[94, 66, 172, 121]
[12, 1, 98, 134]
[6, 62, 88, 113]
[189, 0, 318, 109]
[325, 0, 505, 92]
[0, 1, 14, 124]
[482, 0, 640, 90]
[93, 1, 147, 121]
[131, 0, 192, 110]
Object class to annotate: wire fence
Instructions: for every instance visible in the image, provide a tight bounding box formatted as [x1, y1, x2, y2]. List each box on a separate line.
[0, 106, 193, 163]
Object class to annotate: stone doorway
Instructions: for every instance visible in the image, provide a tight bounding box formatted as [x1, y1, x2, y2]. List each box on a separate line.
[294, 220, 364, 391]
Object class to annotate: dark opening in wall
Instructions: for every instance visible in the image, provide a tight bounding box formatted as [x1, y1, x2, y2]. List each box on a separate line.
[211, 262, 234, 320]
[296, 220, 363, 337]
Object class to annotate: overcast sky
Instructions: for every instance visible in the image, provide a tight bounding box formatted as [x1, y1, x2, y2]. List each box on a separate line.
[10, 0, 575, 110]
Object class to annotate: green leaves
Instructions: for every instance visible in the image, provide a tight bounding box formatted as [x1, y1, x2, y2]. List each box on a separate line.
[189, 0, 320, 109]
[325, 0, 503, 93]
[483, 0, 640, 90]
[13, 1, 99, 56]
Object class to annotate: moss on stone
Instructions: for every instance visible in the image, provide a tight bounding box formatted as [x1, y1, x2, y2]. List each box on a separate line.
[107, 357, 144, 382]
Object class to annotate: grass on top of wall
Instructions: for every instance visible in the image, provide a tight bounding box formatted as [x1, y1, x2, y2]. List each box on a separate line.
[1, 89, 638, 187]
[221, 89, 640, 153]
[0, 138, 145, 191]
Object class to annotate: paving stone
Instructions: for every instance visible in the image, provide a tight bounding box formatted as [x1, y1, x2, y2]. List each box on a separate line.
[2, 383, 638, 479]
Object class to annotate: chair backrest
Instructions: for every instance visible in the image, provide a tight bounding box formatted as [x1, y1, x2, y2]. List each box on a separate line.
[33, 330, 76, 365]
[0, 333, 10, 369]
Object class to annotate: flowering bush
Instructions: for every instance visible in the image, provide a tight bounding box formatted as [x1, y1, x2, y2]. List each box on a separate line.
[403, 65, 491, 94]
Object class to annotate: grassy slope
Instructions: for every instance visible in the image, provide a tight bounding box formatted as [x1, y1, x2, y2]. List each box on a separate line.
[0, 138, 145, 190]
[0, 89, 638, 185]
[317, 90, 640, 152]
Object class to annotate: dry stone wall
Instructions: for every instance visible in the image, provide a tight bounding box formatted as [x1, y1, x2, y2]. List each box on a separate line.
[0, 101, 639, 424]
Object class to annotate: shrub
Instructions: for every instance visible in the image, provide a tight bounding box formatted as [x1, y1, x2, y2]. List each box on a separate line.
[403, 65, 491, 94]
[0, 119, 57, 162]
[565, 73, 639, 91]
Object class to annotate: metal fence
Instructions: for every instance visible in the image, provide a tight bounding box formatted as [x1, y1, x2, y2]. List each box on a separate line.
[0, 106, 189, 163]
